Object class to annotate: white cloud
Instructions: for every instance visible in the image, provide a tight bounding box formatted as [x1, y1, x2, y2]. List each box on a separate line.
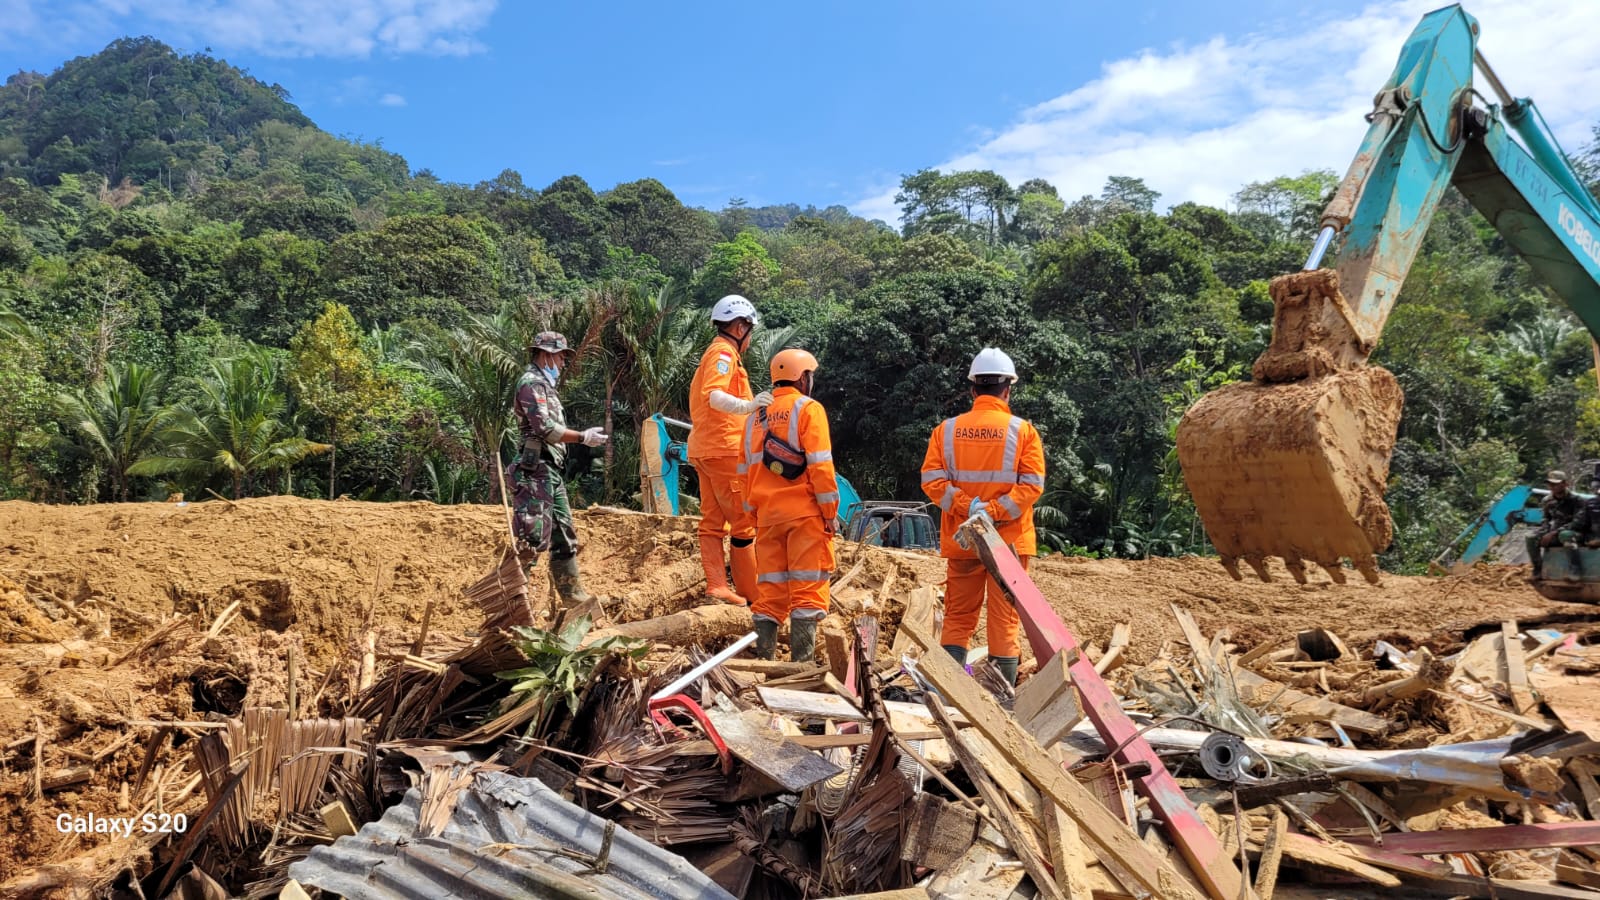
[379, 92, 406, 106]
[9, 0, 497, 57]
[851, 0, 1600, 226]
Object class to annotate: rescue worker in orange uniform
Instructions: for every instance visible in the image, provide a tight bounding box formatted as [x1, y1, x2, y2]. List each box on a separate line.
[740, 349, 838, 662]
[688, 295, 773, 606]
[920, 347, 1046, 685]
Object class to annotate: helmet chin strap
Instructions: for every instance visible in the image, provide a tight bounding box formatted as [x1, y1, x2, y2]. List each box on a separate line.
[717, 321, 751, 353]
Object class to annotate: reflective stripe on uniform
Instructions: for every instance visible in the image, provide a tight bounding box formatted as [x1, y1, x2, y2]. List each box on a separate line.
[1001, 417, 1021, 473]
[757, 569, 831, 584]
[791, 607, 828, 621]
[921, 468, 949, 484]
[945, 470, 1023, 483]
[939, 485, 958, 511]
[1018, 473, 1044, 486]
[806, 450, 832, 464]
[997, 494, 1022, 518]
[815, 491, 838, 504]
[788, 396, 807, 446]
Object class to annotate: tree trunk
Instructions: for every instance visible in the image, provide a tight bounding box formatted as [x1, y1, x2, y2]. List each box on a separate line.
[328, 442, 337, 498]
[603, 374, 616, 495]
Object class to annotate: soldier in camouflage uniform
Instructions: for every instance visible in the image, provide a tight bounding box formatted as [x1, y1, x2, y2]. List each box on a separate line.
[511, 331, 609, 605]
[1527, 470, 1581, 576]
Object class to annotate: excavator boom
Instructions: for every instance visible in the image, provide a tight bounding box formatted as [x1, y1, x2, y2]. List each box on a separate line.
[1177, 4, 1600, 583]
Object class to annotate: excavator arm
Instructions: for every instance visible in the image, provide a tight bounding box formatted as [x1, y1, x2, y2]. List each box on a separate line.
[1177, 3, 1600, 584]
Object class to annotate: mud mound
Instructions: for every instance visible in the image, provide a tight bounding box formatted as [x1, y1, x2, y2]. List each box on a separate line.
[0, 498, 513, 666]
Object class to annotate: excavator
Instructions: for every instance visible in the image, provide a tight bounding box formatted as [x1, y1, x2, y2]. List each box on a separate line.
[1176, 4, 1600, 601]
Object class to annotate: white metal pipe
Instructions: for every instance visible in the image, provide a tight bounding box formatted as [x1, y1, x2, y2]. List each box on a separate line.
[649, 631, 758, 701]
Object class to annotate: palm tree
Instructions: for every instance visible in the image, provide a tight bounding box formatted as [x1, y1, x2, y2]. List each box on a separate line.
[56, 362, 175, 501]
[406, 305, 527, 502]
[132, 349, 331, 498]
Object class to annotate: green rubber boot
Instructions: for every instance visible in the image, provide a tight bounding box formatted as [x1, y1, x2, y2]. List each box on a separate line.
[753, 617, 779, 660]
[549, 554, 594, 605]
[789, 615, 819, 664]
[992, 656, 1019, 686]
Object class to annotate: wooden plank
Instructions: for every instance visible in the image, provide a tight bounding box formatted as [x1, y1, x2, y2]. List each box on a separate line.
[1231, 666, 1389, 734]
[1252, 808, 1287, 900]
[901, 613, 1207, 900]
[893, 585, 939, 656]
[960, 525, 1246, 900]
[703, 707, 843, 793]
[1569, 759, 1600, 820]
[1095, 623, 1131, 675]
[1556, 861, 1600, 890]
[1012, 645, 1068, 723]
[722, 659, 819, 676]
[1348, 821, 1600, 855]
[1528, 670, 1600, 737]
[1274, 833, 1400, 887]
[1044, 746, 1096, 899]
[757, 685, 970, 726]
[1400, 872, 1600, 899]
[1504, 620, 1536, 715]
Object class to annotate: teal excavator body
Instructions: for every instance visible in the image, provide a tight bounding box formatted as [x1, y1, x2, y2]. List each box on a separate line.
[1177, 4, 1600, 595]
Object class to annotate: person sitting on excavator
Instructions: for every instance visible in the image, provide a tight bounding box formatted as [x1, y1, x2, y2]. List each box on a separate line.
[1526, 470, 1580, 576]
[510, 331, 609, 606]
[920, 348, 1046, 686]
[740, 349, 838, 662]
[688, 295, 773, 607]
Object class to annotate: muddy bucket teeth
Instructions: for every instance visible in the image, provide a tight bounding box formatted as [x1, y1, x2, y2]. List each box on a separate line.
[1176, 367, 1403, 585]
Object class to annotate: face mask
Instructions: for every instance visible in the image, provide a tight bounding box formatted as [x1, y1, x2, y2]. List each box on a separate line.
[541, 365, 561, 383]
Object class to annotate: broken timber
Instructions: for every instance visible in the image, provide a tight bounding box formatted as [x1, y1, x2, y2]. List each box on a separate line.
[900, 610, 1206, 900]
[704, 707, 843, 793]
[956, 514, 1250, 900]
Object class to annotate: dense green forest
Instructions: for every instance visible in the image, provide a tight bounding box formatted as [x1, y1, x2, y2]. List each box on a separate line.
[5, 37, 1600, 572]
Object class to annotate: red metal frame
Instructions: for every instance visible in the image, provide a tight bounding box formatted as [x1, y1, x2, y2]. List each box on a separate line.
[960, 516, 1247, 900]
[647, 694, 733, 775]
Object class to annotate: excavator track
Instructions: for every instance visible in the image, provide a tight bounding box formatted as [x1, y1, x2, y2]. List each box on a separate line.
[1177, 363, 1402, 586]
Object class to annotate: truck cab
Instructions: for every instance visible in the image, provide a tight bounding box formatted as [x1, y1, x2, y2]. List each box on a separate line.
[844, 502, 938, 551]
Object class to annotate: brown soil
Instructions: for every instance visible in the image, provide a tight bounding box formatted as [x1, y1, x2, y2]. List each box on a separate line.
[0, 496, 1592, 888]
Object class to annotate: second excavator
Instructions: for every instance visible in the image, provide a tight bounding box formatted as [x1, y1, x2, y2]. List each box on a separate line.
[1177, 3, 1600, 588]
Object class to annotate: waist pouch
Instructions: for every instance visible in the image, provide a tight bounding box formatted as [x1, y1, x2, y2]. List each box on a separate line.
[763, 433, 807, 480]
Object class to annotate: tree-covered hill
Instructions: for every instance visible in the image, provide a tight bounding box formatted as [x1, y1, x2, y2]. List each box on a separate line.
[3, 37, 1599, 573]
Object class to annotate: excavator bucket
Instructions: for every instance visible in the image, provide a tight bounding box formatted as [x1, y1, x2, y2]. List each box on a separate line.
[1176, 365, 1403, 585]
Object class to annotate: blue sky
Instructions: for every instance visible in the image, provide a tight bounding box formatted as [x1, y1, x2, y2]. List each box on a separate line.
[4, 1, 1599, 224]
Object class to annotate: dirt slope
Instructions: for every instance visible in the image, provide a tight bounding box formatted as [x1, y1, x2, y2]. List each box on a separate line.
[0, 496, 1592, 885]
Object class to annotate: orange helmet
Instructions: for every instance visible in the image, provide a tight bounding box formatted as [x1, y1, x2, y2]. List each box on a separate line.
[770, 348, 819, 383]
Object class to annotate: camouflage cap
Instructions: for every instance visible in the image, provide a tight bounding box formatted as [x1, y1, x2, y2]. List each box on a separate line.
[528, 331, 573, 354]
[1548, 470, 1569, 484]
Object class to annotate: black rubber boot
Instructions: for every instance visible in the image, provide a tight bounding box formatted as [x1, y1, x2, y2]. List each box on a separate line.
[943, 644, 968, 666]
[992, 656, 1019, 686]
[753, 617, 779, 660]
[549, 554, 594, 605]
[789, 615, 818, 664]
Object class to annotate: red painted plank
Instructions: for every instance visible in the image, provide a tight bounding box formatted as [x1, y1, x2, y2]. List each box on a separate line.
[960, 517, 1248, 900]
[1348, 821, 1600, 855]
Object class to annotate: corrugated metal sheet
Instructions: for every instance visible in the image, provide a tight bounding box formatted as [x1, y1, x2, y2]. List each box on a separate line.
[288, 771, 735, 900]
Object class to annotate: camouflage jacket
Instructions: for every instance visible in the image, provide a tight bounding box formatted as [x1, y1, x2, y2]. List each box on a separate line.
[514, 366, 567, 465]
[1540, 491, 1583, 535]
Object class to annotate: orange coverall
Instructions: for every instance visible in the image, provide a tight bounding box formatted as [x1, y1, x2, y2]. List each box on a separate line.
[740, 388, 840, 626]
[688, 335, 757, 602]
[920, 395, 1046, 658]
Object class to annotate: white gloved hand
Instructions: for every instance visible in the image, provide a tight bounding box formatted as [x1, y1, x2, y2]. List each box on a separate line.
[581, 426, 609, 447]
[751, 390, 774, 409]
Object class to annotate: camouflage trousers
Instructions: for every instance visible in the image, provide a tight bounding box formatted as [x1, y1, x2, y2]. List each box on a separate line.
[508, 453, 579, 559]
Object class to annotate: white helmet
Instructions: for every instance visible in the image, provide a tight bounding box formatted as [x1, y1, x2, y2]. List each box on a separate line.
[711, 294, 759, 326]
[968, 347, 1018, 383]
